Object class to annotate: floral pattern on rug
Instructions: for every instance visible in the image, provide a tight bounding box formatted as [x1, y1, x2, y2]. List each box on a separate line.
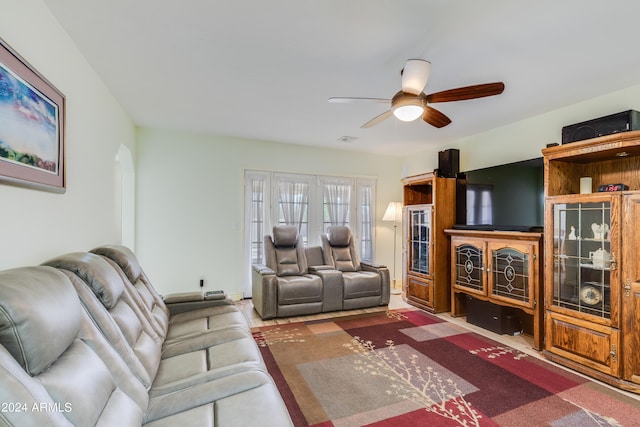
[252, 309, 639, 426]
[345, 337, 482, 426]
[252, 326, 306, 347]
[469, 346, 528, 360]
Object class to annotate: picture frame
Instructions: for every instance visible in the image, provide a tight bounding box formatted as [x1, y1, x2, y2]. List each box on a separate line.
[0, 37, 65, 193]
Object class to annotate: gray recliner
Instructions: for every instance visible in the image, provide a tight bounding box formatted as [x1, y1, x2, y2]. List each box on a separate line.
[321, 226, 390, 310]
[252, 225, 324, 319]
[0, 255, 293, 426]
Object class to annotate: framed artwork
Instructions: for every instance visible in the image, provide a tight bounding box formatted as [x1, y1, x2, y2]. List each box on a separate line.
[0, 38, 65, 193]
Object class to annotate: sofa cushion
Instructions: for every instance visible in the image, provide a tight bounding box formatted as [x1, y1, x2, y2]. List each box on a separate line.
[0, 267, 81, 375]
[277, 275, 323, 305]
[92, 244, 143, 283]
[44, 252, 125, 309]
[322, 226, 362, 272]
[327, 226, 351, 247]
[330, 247, 357, 272]
[275, 247, 301, 275]
[272, 225, 298, 247]
[342, 271, 381, 299]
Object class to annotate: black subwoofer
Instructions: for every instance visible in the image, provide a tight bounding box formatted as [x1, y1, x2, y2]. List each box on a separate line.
[561, 110, 640, 144]
[438, 148, 459, 178]
[465, 295, 522, 335]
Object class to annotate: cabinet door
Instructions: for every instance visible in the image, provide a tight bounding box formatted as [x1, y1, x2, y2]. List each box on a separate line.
[548, 196, 619, 324]
[406, 275, 432, 307]
[487, 241, 536, 309]
[407, 205, 433, 278]
[622, 194, 640, 385]
[451, 237, 486, 296]
[546, 311, 620, 376]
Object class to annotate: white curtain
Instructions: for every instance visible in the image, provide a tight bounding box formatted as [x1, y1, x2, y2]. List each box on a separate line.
[324, 183, 351, 226]
[278, 181, 309, 231]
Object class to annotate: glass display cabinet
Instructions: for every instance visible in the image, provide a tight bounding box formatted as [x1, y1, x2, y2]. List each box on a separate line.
[543, 130, 640, 394]
[402, 172, 456, 313]
[408, 205, 432, 277]
[551, 200, 615, 320]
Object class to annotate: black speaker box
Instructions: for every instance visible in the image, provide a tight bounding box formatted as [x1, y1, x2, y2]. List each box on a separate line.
[438, 148, 459, 178]
[465, 295, 522, 335]
[562, 110, 640, 144]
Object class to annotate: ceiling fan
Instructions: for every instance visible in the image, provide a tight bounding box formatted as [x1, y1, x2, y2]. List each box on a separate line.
[329, 59, 505, 128]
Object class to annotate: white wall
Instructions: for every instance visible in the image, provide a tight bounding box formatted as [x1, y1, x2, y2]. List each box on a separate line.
[136, 128, 405, 296]
[0, 0, 135, 269]
[403, 83, 640, 175]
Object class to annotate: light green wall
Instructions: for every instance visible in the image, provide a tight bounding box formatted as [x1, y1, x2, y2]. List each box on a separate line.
[137, 83, 640, 296]
[403, 83, 640, 175]
[0, 0, 136, 269]
[136, 128, 406, 296]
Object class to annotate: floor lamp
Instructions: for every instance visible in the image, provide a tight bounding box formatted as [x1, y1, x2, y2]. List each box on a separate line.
[383, 201, 403, 295]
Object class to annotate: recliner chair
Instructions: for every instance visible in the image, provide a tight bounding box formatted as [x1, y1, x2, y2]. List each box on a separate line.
[252, 225, 324, 319]
[321, 226, 390, 310]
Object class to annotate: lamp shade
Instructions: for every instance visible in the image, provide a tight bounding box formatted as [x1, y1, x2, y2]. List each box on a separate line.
[382, 201, 403, 222]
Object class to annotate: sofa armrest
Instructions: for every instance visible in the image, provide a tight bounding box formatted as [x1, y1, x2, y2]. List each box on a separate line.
[361, 261, 386, 270]
[361, 262, 391, 305]
[253, 264, 276, 275]
[252, 264, 278, 319]
[162, 291, 205, 304]
[311, 269, 343, 312]
[162, 291, 233, 315]
[166, 298, 234, 315]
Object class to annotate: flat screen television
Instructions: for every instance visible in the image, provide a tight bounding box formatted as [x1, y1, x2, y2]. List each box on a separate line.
[455, 157, 544, 232]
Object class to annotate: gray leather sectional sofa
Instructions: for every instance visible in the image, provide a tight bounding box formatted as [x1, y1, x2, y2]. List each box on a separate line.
[252, 225, 390, 319]
[0, 245, 293, 427]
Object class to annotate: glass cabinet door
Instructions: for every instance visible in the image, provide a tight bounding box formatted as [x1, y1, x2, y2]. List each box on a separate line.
[408, 205, 432, 277]
[452, 240, 484, 293]
[551, 200, 616, 319]
[489, 243, 534, 308]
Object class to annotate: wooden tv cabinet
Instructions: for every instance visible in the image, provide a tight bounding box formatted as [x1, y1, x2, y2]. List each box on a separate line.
[445, 229, 544, 350]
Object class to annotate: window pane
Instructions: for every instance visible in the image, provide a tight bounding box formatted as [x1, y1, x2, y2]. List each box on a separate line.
[358, 182, 374, 261]
[277, 179, 309, 244]
[323, 182, 351, 232]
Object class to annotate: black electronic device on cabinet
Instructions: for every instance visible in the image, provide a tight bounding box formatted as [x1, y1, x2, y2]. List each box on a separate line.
[561, 110, 640, 144]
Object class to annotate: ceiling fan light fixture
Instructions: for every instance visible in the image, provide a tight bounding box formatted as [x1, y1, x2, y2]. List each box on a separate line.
[393, 105, 424, 121]
[392, 92, 425, 122]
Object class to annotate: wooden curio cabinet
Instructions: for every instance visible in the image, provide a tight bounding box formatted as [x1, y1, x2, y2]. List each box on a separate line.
[543, 130, 640, 394]
[448, 230, 544, 350]
[402, 172, 456, 313]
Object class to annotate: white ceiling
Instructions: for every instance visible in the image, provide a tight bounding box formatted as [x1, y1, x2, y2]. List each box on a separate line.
[43, 0, 640, 156]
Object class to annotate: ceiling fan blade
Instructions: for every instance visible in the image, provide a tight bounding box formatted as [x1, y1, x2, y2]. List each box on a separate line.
[422, 106, 451, 128]
[361, 110, 393, 128]
[401, 59, 431, 95]
[426, 82, 505, 103]
[328, 97, 390, 104]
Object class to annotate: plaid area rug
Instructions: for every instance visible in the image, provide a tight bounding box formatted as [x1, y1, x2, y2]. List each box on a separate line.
[252, 308, 640, 427]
